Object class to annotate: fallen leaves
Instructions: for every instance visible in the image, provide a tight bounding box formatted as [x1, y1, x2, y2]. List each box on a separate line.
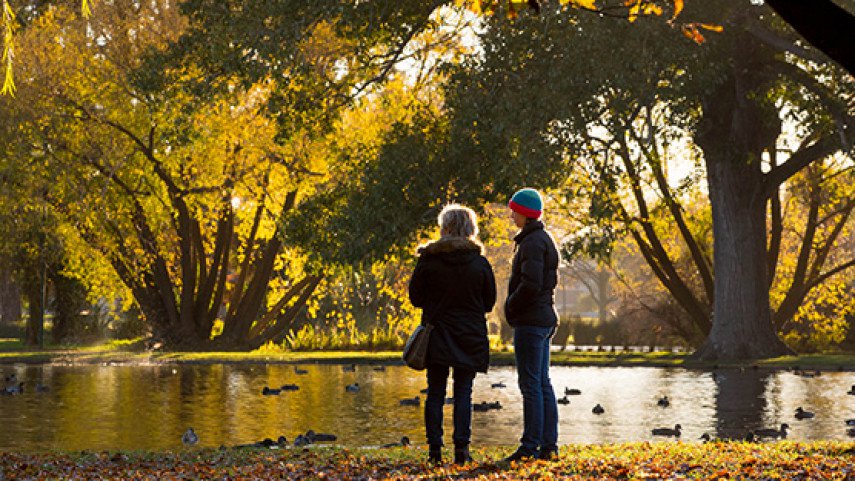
[0, 441, 853, 480]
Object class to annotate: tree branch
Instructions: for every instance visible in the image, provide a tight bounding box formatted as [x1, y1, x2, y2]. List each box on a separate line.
[764, 0, 855, 74]
[762, 134, 840, 197]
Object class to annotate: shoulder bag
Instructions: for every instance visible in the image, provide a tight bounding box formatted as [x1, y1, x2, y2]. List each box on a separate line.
[403, 273, 456, 370]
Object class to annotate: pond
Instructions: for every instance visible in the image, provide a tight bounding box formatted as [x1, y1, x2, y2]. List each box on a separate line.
[1, 364, 853, 451]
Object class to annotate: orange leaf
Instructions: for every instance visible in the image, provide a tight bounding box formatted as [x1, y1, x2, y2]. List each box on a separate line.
[681, 24, 705, 44]
[700, 23, 724, 32]
[671, 0, 683, 21]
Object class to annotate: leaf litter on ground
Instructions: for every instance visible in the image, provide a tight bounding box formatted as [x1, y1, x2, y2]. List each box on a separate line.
[0, 441, 853, 480]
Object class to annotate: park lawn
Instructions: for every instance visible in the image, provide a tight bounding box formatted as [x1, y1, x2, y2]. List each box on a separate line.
[1, 441, 854, 480]
[1, 338, 855, 369]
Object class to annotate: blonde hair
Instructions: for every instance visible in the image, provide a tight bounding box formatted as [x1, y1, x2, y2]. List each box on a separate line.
[438, 204, 479, 239]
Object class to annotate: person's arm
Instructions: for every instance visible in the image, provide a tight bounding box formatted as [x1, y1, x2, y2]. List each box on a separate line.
[483, 258, 497, 313]
[408, 256, 428, 308]
[505, 239, 544, 315]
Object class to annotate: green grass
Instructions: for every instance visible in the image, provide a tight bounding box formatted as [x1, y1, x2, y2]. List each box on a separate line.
[1, 442, 854, 480]
[157, 350, 403, 364]
[757, 354, 855, 369]
[0, 338, 24, 352]
[1, 341, 854, 369]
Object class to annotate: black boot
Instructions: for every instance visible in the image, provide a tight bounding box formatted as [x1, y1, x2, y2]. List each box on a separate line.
[501, 447, 536, 464]
[454, 443, 472, 465]
[428, 445, 443, 465]
[538, 447, 558, 460]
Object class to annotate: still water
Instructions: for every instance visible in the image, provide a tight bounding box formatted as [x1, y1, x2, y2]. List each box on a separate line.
[0, 364, 853, 451]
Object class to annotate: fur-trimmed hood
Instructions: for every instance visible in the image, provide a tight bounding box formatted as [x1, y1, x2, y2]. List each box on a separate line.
[417, 236, 484, 256]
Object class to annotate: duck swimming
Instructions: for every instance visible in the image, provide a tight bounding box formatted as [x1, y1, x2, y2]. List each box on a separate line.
[305, 430, 337, 442]
[491, 382, 507, 389]
[651, 424, 681, 437]
[280, 384, 300, 391]
[592, 404, 605, 414]
[262, 386, 281, 395]
[794, 407, 814, 419]
[380, 436, 411, 448]
[473, 401, 502, 412]
[399, 396, 420, 406]
[565, 388, 581, 395]
[657, 396, 670, 407]
[345, 383, 360, 392]
[753, 423, 789, 439]
[182, 428, 199, 446]
[4, 382, 23, 395]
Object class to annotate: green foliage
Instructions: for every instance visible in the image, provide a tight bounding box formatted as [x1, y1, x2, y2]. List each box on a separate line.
[275, 322, 407, 351]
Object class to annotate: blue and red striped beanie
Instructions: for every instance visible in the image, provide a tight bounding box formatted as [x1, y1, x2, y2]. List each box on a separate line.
[508, 188, 543, 219]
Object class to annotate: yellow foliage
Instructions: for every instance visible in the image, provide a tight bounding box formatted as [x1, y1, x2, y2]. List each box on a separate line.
[2, 0, 15, 96]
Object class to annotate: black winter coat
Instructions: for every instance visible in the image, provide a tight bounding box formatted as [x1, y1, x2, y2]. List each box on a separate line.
[408, 237, 497, 373]
[505, 220, 559, 328]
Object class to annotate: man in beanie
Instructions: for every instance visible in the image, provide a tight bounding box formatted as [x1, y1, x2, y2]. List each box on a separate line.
[503, 187, 560, 462]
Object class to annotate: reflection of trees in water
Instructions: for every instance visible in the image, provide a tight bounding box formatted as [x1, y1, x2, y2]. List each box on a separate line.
[713, 369, 770, 439]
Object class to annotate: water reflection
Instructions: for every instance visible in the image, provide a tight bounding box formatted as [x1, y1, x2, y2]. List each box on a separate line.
[0, 364, 852, 451]
[713, 369, 769, 440]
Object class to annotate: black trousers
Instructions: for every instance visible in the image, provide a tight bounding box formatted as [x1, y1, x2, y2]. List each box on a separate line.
[425, 365, 476, 447]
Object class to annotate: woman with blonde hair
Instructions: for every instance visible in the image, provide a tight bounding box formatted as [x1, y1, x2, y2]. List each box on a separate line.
[409, 204, 497, 465]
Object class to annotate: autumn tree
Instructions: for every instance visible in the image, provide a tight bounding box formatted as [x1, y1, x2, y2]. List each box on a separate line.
[316, 0, 853, 360]
[6, 2, 333, 349]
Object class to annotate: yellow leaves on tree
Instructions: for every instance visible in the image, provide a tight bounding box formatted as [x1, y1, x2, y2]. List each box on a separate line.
[81, 0, 94, 18]
[2, 0, 15, 95]
[2, 0, 95, 96]
[560, 0, 598, 10]
[454, 0, 723, 46]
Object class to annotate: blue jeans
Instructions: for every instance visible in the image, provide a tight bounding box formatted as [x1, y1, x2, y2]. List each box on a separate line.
[425, 365, 476, 447]
[514, 325, 558, 454]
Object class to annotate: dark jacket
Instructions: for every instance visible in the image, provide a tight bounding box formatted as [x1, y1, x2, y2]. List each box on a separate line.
[408, 237, 497, 373]
[505, 220, 559, 328]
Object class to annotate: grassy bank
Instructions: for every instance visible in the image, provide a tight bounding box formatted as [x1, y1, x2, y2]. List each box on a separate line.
[2, 338, 855, 370]
[1, 442, 853, 480]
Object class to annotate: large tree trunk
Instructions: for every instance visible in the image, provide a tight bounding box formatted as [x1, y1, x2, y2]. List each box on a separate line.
[595, 268, 611, 325]
[694, 156, 792, 360]
[23, 276, 43, 347]
[0, 268, 22, 324]
[50, 271, 88, 344]
[692, 29, 793, 361]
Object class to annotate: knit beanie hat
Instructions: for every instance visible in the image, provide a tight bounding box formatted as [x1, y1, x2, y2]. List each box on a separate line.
[508, 188, 543, 219]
